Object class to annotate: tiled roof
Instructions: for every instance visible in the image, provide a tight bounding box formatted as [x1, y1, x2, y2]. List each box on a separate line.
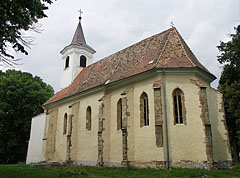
[44, 27, 214, 106]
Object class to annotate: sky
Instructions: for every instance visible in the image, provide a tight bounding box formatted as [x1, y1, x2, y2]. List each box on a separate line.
[6, 0, 240, 92]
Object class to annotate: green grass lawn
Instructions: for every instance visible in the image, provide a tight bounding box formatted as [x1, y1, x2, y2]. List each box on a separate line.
[0, 163, 240, 178]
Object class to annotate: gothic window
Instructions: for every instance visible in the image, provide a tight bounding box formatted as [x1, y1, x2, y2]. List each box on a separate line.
[140, 92, 149, 127]
[65, 56, 70, 68]
[80, 55, 87, 67]
[117, 98, 123, 130]
[86, 106, 91, 131]
[173, 88, 186, 124]
[63, 113, 67, 134]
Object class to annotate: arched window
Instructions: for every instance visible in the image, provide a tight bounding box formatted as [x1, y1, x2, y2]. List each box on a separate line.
[117, 98, 123, 130]
[86, 106, 91, 131]
[65, 56, 70, 68]
[140, 92, 149, 127]
[63, 113, 68, 134]
[80, 55, 87, 67]
[173, 88, 186, 124]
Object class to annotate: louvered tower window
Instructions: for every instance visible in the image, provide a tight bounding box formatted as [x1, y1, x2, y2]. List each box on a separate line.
[80, 55, 87, 67]
[65, 56, 70, 68]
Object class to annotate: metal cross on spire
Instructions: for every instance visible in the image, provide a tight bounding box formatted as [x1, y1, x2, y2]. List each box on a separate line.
[78, 9, 83, 20]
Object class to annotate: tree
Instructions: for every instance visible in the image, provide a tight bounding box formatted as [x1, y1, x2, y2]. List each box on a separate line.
[217, 25, 240, 162]
[0, 0, 53, 67]
[0, 70, 54, 163]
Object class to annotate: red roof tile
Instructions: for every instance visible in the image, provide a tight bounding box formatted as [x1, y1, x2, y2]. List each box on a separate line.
[44, 27, 214, 106]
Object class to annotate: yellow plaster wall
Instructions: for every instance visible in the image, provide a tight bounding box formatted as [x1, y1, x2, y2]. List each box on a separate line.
[165, 74, 207, 162]
[104, 75, 165, 164]
[133, 75, 164, 162]
[106, 85, 136, 164]
[108, 89, 123, 163]
[44, 109, 58, 161]
[44, 92, 103, 163]
[70, 101, 80, 161]
[54, 103, 71, 161]
[102, 94, 111, 162]
[76, 92, 103, 162]
[126, 87, 135, 162]
[43, 72, 231, 166]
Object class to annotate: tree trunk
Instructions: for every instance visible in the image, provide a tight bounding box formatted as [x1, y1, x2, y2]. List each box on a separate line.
[231, 139, 239, 162]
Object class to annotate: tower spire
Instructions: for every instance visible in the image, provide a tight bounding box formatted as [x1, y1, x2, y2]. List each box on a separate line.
[71, 9, 86, 45]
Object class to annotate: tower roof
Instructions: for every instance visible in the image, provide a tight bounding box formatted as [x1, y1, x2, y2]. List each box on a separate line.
[71, 19, 86, 45]
[61, 17, 96, 54]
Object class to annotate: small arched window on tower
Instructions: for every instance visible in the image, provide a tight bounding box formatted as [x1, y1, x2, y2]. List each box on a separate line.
[117, 98, 123, 130]
[80, 55, 87, 67]
[173, 88, 186, 125]
[65, 56, 70, 68]
[86, 106, 91, 131]
[63, 113, 68, 135]
[140, 92, 149, 127]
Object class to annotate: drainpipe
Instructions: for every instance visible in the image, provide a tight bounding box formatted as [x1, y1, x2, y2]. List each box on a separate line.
[66, 105, 73, 163]
[162, 68, 170, 169]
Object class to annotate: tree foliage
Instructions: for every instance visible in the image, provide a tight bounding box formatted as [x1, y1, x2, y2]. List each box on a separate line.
[0, 0, 53, 67]
[217, 25, 240, 161]
[0, 70, 54, 163]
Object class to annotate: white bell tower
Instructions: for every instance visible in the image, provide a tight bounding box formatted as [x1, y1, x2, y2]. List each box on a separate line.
[60, 11, 96, 89]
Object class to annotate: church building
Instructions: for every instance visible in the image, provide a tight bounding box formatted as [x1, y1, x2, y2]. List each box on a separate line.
[27, 15, 232, 169]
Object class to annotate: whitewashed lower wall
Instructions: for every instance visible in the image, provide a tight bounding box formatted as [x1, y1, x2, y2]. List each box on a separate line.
[26, 113, 46, 164]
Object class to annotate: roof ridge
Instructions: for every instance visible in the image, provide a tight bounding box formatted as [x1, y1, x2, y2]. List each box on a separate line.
[155, 27, 174, 66]
[172, 28, 196, 67]
[177, 31, 211, 73]
[155, 27, 203, 68]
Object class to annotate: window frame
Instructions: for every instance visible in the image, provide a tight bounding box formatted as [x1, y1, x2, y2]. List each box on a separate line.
[117, 98, 123, 130]
[86, 106, 92, 131]
[140, 92, 149, 127]
[63, 113, 68, 135]
[80, 55, 87, 67]
[172, 88, 186, 125]
[65, 56, 70, 68]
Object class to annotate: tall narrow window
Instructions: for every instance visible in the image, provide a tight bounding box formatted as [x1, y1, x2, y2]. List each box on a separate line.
[80, 55, 87, 67]
[86, 106, 91, 131]
[63, 113, 67, 134]
[140, 92, 149, 127]
[173, 88, 186, 124]
[117, 98, 123, 130]
[65, 56, 70, 68]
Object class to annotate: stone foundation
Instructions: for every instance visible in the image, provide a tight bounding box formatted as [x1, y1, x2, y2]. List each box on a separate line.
[37, 159, 233, 169]
[171, 160, 209, 169]
[214, 161, 234, 169]
[128, 161, 166, 169]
